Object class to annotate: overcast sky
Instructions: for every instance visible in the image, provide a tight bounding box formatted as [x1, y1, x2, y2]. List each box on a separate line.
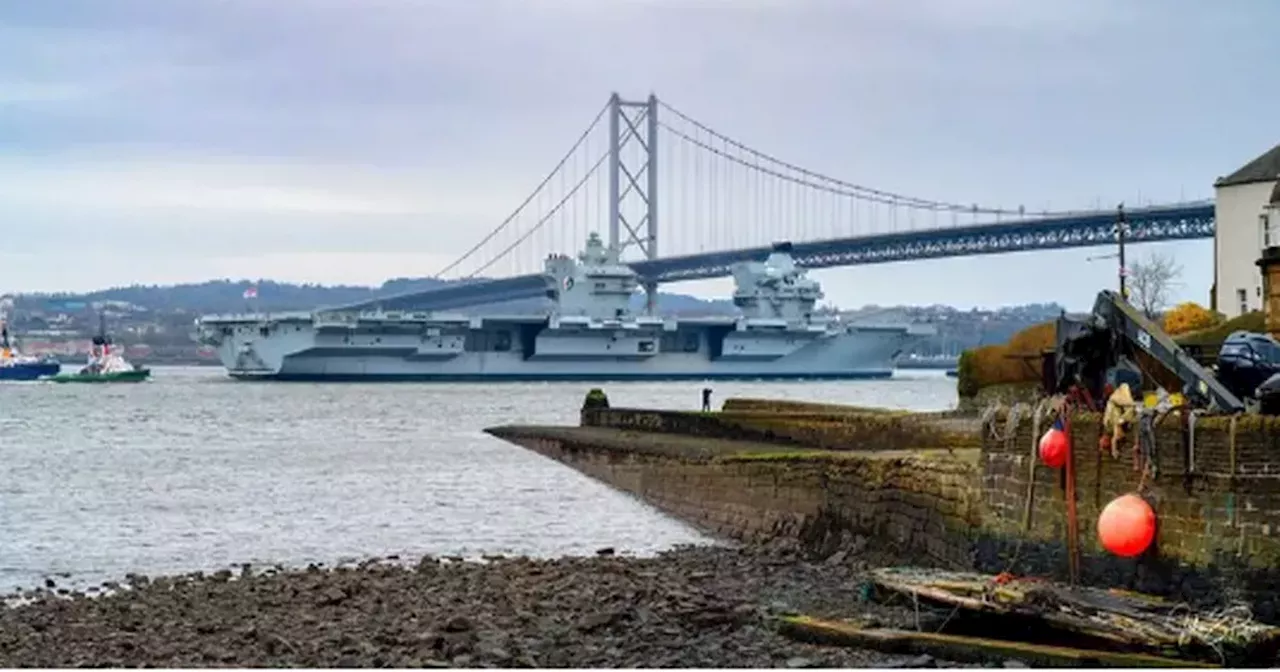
[3, 0, 1277, 310]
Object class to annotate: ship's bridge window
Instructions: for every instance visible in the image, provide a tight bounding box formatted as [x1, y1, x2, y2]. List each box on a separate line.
[638, 341, 654, 353]
[259, 326, 270, 337]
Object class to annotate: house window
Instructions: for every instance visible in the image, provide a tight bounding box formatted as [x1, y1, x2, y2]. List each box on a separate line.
[1238, 288, 1249, 315]
[1262, 213, 1273, 248]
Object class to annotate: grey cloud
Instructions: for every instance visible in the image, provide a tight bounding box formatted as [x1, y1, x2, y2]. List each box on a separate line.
[1, 0, 1275, 307]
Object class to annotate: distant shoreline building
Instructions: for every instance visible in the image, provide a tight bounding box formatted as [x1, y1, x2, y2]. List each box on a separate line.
[1214, 144, 1280, 317]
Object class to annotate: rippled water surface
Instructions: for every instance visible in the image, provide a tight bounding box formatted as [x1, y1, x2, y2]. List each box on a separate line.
[0, 367, 957, 591]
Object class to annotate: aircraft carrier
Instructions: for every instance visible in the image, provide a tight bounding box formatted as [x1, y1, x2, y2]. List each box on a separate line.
[194, 234, 933, 381]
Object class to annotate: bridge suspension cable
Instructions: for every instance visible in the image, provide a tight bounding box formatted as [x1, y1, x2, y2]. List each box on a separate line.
[462, 147, 610, 279]
[656, 99, 1028, 216]
[432, 99, 611, 279]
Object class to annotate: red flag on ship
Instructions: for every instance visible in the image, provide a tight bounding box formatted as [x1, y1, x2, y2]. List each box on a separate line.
[243, 286, 258, 299]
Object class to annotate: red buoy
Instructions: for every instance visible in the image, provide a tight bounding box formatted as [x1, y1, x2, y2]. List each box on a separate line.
[1098, 494, 1156, 558]
[1038, 428, 1068, 468]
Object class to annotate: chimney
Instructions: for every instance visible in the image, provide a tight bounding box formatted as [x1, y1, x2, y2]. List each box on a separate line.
[1256, 246, 1280, 339]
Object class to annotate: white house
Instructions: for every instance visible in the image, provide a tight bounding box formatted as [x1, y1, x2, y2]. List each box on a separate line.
[1214, 144, 1280, 318]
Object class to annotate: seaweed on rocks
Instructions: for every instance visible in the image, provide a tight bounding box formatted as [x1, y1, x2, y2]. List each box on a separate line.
[0, 546, 980, 668]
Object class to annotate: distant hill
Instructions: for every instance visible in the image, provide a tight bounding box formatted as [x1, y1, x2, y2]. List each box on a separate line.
[15, 277, 738, 316]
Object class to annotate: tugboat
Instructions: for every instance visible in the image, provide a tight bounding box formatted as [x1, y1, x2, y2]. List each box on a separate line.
[0, 303, 61, 381]
[50, 314, 150, 383]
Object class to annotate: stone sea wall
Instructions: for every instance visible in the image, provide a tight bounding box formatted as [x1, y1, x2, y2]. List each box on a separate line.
[491, 427, 980, 569]
[580, 407, 980, 452]
[955, 382, 1043, 414]
[488, 397, 1280, 619]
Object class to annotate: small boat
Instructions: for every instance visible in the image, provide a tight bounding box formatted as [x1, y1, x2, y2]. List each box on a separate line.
[49, 314, 150, 384]
[0, 313, 61, 381]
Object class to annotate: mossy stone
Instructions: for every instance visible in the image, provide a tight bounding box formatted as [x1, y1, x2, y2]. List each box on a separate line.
[582, 388, 610, 410]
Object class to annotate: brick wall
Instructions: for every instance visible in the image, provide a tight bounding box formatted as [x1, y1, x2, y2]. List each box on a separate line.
[978, 408, 1280, 616]
[581, 407, 979, 451]
[489, 426, 980, 568]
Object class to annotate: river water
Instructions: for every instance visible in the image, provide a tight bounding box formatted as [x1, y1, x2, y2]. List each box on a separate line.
[0, 367, 957, 592]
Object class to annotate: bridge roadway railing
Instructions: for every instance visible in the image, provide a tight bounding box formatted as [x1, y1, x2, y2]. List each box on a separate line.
[631, 202, 1214, 283]
[327, 202, 1214, 313]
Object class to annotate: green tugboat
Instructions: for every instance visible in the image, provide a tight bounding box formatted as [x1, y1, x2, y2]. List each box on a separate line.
[50, 314, 151, 383]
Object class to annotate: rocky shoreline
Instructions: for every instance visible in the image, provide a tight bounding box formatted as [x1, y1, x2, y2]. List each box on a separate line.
[0, 544, 981, 668]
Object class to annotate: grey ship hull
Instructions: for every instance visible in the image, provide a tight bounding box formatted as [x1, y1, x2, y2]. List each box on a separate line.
[197, 237, 932, 383]
[199, 316, 923, 383]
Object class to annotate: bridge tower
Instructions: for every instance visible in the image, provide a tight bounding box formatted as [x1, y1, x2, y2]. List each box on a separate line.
[607, 92, 659, 314]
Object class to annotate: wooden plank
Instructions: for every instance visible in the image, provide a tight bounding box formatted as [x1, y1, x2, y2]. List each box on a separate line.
[867, 567, 1280, 659]
[778, 616, 1216, 668]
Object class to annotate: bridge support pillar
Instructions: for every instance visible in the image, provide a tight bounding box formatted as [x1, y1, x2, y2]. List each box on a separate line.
[608, 92, 660, 315]
[644, 280, 658, 314]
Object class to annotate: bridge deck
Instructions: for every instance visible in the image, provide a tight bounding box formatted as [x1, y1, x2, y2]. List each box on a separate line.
[331, 202, 1213, 312]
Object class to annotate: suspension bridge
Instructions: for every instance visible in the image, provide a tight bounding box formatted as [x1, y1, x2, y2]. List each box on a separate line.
[335, 93, 1215, 313]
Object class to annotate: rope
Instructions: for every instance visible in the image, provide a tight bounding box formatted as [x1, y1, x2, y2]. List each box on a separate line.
[1023, 397, 1060, 532]
[1062, 399, 1081, 585]
[1166, 601, 1261, 665]
[978, 396, 1063, 575]
[979, 401, 1007, 440]
[1229, 415, 1239, 528]
[1005, 403, 1026, 451]
[979, 400, 1028, 444]
[1134, 409, 1160, 490]
[1186, 409, 1202, 475]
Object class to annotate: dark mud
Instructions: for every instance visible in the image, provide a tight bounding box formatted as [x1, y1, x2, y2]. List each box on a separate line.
[0, 545, 978, 668]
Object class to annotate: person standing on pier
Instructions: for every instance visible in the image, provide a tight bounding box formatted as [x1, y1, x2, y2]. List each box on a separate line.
[701, 387, 713, 412]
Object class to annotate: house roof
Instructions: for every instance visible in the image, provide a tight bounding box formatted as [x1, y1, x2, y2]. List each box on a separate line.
[1216, 143, 1280, 188]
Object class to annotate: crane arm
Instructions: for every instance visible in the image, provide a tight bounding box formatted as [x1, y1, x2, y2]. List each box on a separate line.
[1054, 290, 1245, 414]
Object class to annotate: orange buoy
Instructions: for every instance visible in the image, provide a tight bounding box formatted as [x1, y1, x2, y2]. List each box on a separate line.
[1038, 427, 1068, 468]
[1098, 494, 1156, 558]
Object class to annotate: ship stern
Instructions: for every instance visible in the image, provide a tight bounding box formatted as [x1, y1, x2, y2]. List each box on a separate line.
[193, 314, 299, 378]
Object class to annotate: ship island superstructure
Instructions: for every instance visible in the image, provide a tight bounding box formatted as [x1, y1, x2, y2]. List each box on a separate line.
[194, 234, 933, 381]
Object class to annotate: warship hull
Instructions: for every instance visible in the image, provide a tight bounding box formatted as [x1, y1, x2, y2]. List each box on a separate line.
[196, 237, 934, 384]
[207, 322, 915, 382]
